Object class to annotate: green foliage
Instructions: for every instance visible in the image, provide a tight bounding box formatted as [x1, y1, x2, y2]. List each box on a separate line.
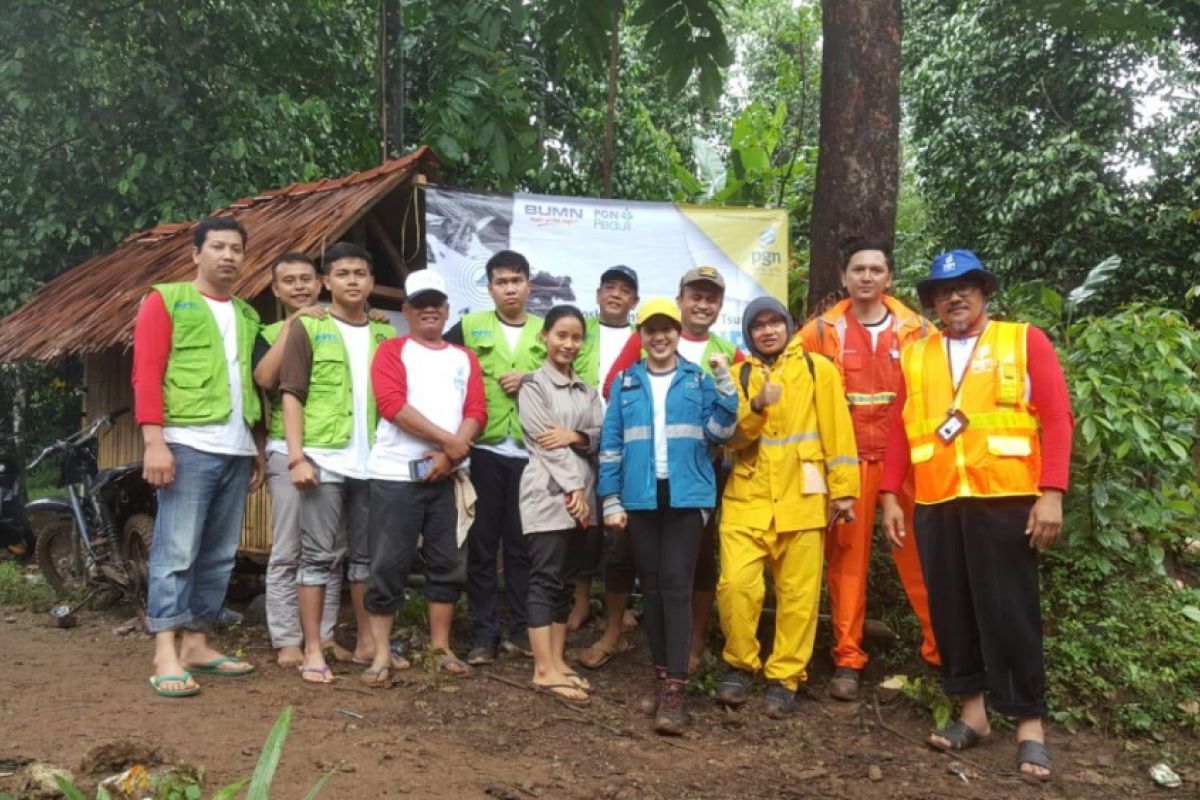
[41, 706, 329, 799]
[899, 676, 954, 731]
[1043, 557, 1200, 735]
[0, 561, 56, 609]
[905, 0, 1200, 319]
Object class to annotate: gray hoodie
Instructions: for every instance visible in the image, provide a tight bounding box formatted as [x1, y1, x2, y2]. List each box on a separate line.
[741, 296, 795, 364]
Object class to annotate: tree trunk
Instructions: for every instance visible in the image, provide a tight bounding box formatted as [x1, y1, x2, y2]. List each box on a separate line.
[380, 0, 404, 161]
[601, 0, 621, 198]
[807, 0, 902, 313]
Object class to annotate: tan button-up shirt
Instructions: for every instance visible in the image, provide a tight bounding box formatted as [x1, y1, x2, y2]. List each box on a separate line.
[517, 362, 604, 534]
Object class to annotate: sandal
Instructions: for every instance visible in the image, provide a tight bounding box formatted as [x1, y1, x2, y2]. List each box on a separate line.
[298, 665, 334, 685]
[563, 670, 592, 691]
[531, 682, 590, 706]
[928, 719, 989, 752]
[186, 656, 255, 677]
[360, 665, 391, 688]
[1016, 740, 1053, 781]
[435, 650, 473, 676]
[577, 637, 630, 670]
[149, 672, 201, 698]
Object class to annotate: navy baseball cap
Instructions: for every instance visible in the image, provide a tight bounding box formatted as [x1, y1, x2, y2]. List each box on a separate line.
[600, 265, 639, 291]
[917, 249, 999, 308]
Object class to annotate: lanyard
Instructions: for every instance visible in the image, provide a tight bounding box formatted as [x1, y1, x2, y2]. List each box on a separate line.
[944, 322, 988, 411]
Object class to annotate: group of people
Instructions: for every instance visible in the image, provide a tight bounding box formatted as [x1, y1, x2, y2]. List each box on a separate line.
[131, 215, 1071, 781]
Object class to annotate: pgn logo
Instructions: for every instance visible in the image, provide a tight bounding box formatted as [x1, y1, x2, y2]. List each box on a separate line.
[752, 251, 781, 267]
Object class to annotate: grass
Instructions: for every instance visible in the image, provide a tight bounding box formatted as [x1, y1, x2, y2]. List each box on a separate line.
[0, 559, 56, 609]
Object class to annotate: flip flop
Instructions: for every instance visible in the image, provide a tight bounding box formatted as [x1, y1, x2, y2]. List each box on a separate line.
[434, 650, 473, 676]
[563, 670, 592, 691]
[351, 643, 409, 668]
[298, 665, 334, 685]
[530, 682, 590, 706]
[1016, 740, 1053, 781]
[360, 665, 391, 688]
[577, 637, 631, 670]
[187, 656, 255, 676]
[928, 719, 989, 752]
[149, 672, 201, 698]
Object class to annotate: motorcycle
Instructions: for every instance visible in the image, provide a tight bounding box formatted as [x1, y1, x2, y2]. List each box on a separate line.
[28, 408, 156, 619]
[0, 432, 33, 558]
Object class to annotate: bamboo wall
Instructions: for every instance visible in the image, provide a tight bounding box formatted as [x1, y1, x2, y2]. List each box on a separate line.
[83, 348, 273, 556]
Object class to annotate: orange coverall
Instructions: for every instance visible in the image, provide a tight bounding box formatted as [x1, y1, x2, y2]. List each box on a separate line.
[799, 297, 940, 670]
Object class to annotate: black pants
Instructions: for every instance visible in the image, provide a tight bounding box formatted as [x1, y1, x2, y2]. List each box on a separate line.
[466, 448, 530, 647]
[915, 496, 1046, 718]
[528, 529, 577, 628]
[627, 480, 705, 680]
[364, 479, 463, 614]
[570, 493, 636, 594]
[691, 458, 729, 593]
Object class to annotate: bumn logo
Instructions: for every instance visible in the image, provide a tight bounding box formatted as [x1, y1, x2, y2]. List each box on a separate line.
[524, 204, 584, 228]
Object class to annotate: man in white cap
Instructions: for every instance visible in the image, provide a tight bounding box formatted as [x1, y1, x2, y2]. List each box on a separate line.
[361, 269, 487, 683]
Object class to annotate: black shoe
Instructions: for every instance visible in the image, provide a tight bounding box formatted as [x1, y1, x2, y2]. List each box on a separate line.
[637, 666, 668, 716]
[716, 668, 753, 706]
[654, 679, 688, 735]
[501, 633, 533, 658]
[763, 681, 797, 718]
[466, 643, 497, 665]
[827, 666, 861, 701]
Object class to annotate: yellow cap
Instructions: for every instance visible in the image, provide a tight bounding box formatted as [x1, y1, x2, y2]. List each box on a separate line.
[636, 298, 682, 328]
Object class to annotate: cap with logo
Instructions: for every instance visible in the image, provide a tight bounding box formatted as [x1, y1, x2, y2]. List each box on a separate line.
[404, 269, 448, 304]
[599, 265, 639, 292]
[636, 298, 682, 329]
[679, 265, 726, 292]
[916, 249, 999, 308]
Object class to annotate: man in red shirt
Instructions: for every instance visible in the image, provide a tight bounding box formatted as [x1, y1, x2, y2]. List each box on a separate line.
[881, 250, 1073, 780]
[132, 216, 263, 698]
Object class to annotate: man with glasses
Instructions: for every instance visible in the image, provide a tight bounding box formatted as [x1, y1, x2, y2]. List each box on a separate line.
[880, 250, 1073, 781]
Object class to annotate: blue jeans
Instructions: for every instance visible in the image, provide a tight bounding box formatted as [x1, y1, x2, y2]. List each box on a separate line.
[146, 444, 252, 634]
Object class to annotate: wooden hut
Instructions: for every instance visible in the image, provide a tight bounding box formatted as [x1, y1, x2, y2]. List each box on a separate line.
[0, 147, 440, 556]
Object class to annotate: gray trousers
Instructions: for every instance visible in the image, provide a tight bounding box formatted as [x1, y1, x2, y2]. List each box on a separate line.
[298, 469, 371, 586]
[264, 451, 341, 647]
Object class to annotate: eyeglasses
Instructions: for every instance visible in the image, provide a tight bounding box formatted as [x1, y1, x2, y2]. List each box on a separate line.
[932, 281, 984, 301]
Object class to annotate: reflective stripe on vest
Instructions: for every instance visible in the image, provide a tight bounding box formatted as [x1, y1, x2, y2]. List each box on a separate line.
[155, 282, 262, 428]
[900, 321, 1041, 504]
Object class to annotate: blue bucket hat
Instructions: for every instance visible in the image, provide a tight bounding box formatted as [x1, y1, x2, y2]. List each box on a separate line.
[916, 249, 999, 308]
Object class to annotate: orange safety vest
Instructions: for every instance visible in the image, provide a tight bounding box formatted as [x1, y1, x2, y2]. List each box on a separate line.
[800, 297, 930, 461]
[900, 321, 1041, 505]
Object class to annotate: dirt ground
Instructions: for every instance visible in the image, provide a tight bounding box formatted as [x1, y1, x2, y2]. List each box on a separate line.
[0, 602, 1193, 800]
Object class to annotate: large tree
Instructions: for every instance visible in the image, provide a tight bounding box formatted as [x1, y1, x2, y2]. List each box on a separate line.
[807, 0, 902, 312]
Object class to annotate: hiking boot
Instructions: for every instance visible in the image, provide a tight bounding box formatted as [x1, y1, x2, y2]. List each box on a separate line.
[654, 679, 688, 735]
[716, 668, 753, 707]
[466, 643, 497, 666]
[637, 666, 668, 716]
[763, 681, 798, 718]
[828, 667, 861, 701]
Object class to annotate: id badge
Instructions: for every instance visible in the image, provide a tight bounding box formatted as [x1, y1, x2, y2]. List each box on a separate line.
[935, 409, 970, 444]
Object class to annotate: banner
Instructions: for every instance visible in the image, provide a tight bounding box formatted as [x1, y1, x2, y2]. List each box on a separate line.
[424, 187, 788, 349]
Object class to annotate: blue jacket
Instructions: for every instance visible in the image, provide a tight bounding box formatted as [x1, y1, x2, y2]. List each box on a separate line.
[598, 359, 739, 514]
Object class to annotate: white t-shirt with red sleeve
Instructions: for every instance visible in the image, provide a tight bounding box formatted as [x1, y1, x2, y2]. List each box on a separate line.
[367, 336, 487, 481]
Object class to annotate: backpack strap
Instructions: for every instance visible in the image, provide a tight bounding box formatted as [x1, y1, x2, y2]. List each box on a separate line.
[739, 361, 753, 399]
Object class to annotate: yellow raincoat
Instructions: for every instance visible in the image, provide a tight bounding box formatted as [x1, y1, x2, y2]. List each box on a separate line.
[718, 336, 860, 689]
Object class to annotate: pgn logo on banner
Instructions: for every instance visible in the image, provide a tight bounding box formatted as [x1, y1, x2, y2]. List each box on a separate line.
[594, 208, 633, 232]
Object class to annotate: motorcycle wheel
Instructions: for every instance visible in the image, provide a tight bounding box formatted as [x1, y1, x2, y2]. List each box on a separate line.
[33, 513, 88, 598]
[122, 513, 154, 591]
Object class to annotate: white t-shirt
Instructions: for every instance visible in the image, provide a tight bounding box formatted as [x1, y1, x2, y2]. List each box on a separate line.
[474, 319, 531, 460]
[862, 312, 892, 351]
[305, 320, 372, 481]
[676, 334, 709, 366]
[164, 295, 257, 457]
[598, 323, 631, 389]
[647, 368, 675, 479]
[369, 338, 476, 480]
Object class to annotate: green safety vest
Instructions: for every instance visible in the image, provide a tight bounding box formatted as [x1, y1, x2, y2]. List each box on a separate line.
[261, 321, 286, 441]
[574, 316, 635, 388]
[155, 282, 262, 428]
[460, 310, 545, 446]
[298, 315, 395, 448]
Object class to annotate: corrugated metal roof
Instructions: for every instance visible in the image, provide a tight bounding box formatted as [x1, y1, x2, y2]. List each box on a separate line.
[0, 146, 439, 362]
